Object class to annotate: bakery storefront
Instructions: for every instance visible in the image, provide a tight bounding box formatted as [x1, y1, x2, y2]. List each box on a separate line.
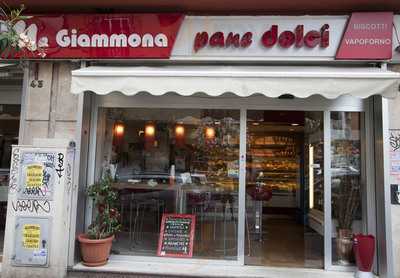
[5, 12, 400, 277]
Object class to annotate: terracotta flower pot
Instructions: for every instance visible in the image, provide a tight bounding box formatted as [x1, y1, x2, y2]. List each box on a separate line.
[77, 234, 114, 267]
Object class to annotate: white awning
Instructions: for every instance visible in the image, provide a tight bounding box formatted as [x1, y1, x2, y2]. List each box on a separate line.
[71, 66, 400, 99]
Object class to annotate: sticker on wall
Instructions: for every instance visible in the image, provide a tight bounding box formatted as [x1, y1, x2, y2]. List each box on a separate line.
[391, 184, 400, 205]
[18, 151, 56, 200]
[389, 129, 400, 185]
[26, 164, 44, 189]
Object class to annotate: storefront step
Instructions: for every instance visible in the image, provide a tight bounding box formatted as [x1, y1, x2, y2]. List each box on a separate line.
[69, 261, 361, 278]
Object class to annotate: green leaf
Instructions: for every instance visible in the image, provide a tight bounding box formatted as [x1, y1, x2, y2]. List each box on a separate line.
[0, 39, 6, 52]
[18, 15, 32, 20]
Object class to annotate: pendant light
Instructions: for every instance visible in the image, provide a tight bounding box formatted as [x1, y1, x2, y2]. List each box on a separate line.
[144, 122, 156, 149]
[175, 124, 185, 147]
[114, 121, 125, 137]
[145, 123, 155, 137]
[205, 127, 215, 140]
[175, 124, 185, 138]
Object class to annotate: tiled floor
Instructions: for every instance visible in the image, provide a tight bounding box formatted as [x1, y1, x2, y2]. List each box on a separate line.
[246, 217, 324, 268]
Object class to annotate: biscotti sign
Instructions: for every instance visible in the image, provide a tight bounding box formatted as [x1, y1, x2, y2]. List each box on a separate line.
[336, 12, 393, 60]
[9, 14, 184, 59]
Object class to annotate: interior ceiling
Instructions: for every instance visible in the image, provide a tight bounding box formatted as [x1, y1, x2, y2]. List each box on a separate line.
[7, 0, 400, 14]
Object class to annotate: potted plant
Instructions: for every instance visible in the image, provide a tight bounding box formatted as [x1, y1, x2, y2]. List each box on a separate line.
[78, 173, 121, 266]
[333, 175, 360, 265]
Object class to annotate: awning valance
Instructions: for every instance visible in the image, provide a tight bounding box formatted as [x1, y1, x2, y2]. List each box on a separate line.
[71, 66, 400, 99]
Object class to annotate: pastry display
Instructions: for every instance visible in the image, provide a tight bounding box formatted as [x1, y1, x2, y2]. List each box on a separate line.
[247, 134, 300, 197]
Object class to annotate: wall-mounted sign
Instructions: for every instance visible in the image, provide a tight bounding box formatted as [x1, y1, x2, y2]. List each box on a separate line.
[336, 12, 393, 60]
[18, 151, 56, 200]
[173, 16, 346, 60]
[4, 13, 397, 60]
[157, 213, 195, 258]
[10, 14, 183, 59]
[12, 217, 50, 267]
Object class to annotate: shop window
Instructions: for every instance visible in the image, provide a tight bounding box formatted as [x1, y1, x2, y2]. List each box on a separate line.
[0, 104, 20, 255]
[331, 112, 364, 266]
[94, 108, 240, 260]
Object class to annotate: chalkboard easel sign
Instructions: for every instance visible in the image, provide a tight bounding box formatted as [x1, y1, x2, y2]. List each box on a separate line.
[157, 213, 196, 258]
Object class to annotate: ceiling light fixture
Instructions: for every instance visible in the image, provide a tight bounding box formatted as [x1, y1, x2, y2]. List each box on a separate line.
[145, 123, 155, 137]
[114, 121, 125, 137]
[205, 127, 215, 139]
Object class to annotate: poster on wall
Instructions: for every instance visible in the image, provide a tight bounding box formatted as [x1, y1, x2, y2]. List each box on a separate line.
[389, 129, 400, 185]
[12, 217, 50, 267]
[157, 213, 196, 258]
[18, 151, 57, 200]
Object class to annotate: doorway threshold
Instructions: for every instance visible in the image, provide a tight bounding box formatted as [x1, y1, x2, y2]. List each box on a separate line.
[71, 256, 362, 278]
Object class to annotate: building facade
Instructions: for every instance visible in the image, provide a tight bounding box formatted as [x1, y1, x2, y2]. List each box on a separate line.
[0, 7, 400, 278]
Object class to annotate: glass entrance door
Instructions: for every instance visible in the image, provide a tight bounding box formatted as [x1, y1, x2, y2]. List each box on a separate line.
[244, 110, 324, 268]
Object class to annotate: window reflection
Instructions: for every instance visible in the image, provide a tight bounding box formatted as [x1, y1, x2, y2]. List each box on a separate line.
[331, 112, 363, 266]
[95, 108, 239, 259]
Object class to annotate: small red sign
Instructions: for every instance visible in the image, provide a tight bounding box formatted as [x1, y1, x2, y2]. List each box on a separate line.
[15, 13, 184, 59]
[157, 213, 196, 258]
[336, 12, 393, 60]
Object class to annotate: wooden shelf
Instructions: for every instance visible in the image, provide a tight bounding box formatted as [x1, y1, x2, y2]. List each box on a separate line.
[247, 156, 297, 160]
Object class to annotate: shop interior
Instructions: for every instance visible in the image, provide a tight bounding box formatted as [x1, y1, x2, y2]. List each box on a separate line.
[94, 107, 362, 268]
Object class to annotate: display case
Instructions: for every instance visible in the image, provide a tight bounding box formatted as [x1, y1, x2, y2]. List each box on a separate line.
[247, 134, 300, 208]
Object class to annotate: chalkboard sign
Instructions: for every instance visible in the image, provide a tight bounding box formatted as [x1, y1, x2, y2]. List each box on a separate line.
[157, 213, 196, 258]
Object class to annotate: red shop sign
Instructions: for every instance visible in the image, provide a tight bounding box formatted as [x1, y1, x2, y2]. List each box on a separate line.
[336, 12, 393, 60]
[16, 13, 184, 59]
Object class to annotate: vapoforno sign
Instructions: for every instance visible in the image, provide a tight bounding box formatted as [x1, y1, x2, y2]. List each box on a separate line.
[16, 14, 184, 59]
[336, 12, 393, 60]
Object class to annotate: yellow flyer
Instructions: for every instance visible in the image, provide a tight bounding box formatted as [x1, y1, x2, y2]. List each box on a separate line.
[22, 224, 41, 250]
[26, 164, 43, 189]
